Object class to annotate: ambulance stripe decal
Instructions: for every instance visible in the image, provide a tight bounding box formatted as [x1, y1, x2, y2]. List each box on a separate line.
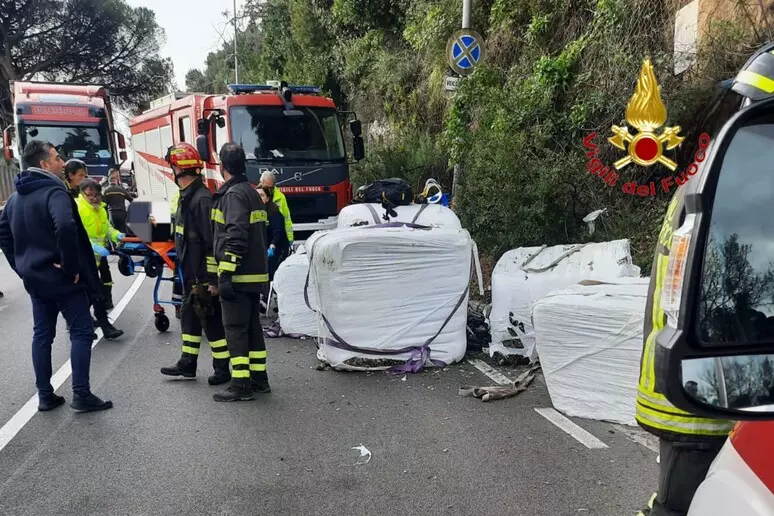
[730, 421, 774, 494]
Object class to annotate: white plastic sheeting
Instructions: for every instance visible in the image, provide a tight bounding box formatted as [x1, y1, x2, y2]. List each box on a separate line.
[532, 278, 650, 426]
[489, 239, 641, 362]
[273, 245, 318, 337]
[307, 225, 472, 371]
[337, 203, 462, 229]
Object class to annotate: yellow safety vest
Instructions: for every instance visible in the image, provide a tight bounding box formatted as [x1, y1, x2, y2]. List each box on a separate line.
[272, 188, 294, 242]
[635, 188, 734, 439]
[76, 197, 120, 258]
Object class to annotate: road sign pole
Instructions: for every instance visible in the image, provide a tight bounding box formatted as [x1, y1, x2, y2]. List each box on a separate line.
[452, 0, 472, 207]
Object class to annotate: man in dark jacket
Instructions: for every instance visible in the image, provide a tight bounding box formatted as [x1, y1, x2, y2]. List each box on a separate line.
[211, 142, 271, 402]
[0, 140, 113, 412]
[103, 168, 136, 233]
[160, 143, 231, 385]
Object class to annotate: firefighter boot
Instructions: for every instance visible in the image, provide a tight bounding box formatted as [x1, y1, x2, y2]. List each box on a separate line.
[160, 357, 197, 379]
[98, 318, 124, 340]
[103, 285, 114, 310]
[213, 378, 254, 402]
[208, 359, 231, 386]
[251, 371, 272, 394]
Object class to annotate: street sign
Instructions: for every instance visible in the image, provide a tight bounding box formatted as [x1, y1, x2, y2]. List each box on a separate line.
[444, 75, 460, 92]
[446, 29, 485, 76]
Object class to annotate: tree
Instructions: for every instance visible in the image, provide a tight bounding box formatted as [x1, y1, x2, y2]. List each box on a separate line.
[0, 0, 174, 122]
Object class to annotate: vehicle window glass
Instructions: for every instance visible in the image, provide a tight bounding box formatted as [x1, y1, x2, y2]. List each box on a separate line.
[146, 128, 162, 157]
[698, 113, 774, 344]
[214, 118, 229, 163]
[179, 116, 191, 143]
[132, 132, 146, 154]
[21, 124, 111, 160]
[160, 125, 173, 155]
[229, 106, 345, 162]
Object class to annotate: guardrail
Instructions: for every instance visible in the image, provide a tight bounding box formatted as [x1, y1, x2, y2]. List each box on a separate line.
[0, 159, 18, 206]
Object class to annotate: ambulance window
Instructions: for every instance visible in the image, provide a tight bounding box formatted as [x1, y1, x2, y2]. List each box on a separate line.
[179, 116, 191, 143]
[698, 112, 774, 345]
[146, 128, 162, 157]
[160, 125, 173, 155]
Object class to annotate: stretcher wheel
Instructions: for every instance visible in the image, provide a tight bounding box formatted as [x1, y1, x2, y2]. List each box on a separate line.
[155, 313, 170, 333]
[118, 256, 133, 277]
[145, 258, 162, 278]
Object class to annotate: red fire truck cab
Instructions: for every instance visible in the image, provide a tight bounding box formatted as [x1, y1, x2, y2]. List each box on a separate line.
[129, 82, 364, 238]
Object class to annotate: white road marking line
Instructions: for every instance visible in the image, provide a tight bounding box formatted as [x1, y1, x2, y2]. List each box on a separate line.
[613, 424, 660, 453]
[534, 408, 609, 449]
[0, 274, 145, 453]
[466, 358, 513, 385]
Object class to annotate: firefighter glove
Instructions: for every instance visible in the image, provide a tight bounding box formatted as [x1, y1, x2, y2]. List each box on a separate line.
[218, 274, 236, 301]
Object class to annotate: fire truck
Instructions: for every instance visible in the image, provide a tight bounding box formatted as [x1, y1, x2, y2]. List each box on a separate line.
[3, 81, 128, 178]
[128, 82, 365, 237]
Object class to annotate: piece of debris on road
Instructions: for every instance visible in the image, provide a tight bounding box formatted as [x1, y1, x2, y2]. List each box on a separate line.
[458, 364, 542, 402]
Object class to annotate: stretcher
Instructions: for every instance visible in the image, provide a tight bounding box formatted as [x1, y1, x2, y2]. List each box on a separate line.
[115, 236, 183, 333]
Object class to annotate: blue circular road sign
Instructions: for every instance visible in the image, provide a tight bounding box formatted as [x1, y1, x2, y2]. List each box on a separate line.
[447, 29, 485, 76]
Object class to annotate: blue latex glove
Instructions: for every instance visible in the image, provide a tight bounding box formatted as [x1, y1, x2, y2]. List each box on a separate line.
[93, 244, 110, 257]
[267, 247, 275, 258]
[117, 233, 126, 241]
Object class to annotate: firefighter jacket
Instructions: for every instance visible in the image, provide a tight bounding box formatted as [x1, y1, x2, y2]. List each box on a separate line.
[636, 184, 734, 441]
[103, 184, 135, 212]
[211, 175, 269, 292]
[174, 177, 217, 287]
[272, 188, 294, 242]
[76, 196, 121, 259]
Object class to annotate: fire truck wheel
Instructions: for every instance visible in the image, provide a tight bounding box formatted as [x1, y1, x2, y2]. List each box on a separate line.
[154, 313, 170, 333]
[145, 258, 162, 278]
[118, 256, 133, 277]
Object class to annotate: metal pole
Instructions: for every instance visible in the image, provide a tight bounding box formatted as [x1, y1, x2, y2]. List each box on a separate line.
[715, 357, 729, 408]
[451, 0, 472, 207]
[462, 0, 472, 29]
[233, 0, 239, 84]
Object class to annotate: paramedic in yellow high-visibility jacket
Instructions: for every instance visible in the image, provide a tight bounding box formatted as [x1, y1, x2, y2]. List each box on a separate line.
[76, 179, 123, 310]
[259, 171, 293, 243]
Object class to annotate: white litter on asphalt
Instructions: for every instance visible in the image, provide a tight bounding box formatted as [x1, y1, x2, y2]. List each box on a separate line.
[534, 408, 609, 450]
[0, 274, 146, 453]
[352, 444, 372, 465]
[466, 358, 513, 385]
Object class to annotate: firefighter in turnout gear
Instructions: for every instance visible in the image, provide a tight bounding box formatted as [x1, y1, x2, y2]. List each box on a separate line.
[169, 191, 183, 319]
[211, 143, 271, 402]
[160, 143, 231, 386]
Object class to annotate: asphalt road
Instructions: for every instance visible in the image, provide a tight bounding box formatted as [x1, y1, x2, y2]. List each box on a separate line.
[0, 255, 659, 516]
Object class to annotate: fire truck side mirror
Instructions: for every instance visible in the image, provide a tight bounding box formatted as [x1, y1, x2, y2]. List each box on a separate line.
[119, 150, 128, 161]
[352, 136, 365, 161]
[196, 134, 211, 162]
[3, 126, 14, 161]
[197, 118, 209, 136]
[117, 132, 126, 150]
[350, 120, 362, 137]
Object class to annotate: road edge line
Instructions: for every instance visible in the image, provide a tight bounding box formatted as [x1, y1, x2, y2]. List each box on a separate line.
[466, 358, 513, 385]
[0, 274, 145, 453]
[534, 407, 609, 450]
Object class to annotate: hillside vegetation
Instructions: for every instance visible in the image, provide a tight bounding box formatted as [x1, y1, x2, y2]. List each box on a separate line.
[188, 0, 774, 270]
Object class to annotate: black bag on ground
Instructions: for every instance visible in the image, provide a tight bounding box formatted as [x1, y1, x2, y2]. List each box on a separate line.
[352, 178, 413, 220]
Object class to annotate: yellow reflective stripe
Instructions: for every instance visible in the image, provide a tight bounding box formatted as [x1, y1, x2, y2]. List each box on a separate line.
[231, 370, 251, 378]
[206, 256, 217, 265]
[250, 210, 267, 223]
[231, 357, 249, 366]
[224, 252, 240, 261]
[175, 159, 200, 166]
[249, 350, 267, 359]
[103, 282, 113, 287]
[640, 254, 669, 392]
[211, 209, 225, 224]
[736, 70, 774, 93]
[232, 274, 269, 283]
[181, 345, 200, 355]
[175, 225, 184, 235]
[635, 402, 732, 435]
[207, 265, 218, 273]
[637, 389, 693, 416]
[249, 363, 267, 372]
[182, 334, 202, 343]
[211, 350, 230, 359]
[210, 339, 228, 349]
[218, 261, 237, 272]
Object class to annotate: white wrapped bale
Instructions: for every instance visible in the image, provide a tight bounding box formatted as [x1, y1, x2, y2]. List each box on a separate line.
[273, 247, 318, 337]
[532, 278, 650, 425]
[489, 239, 641, 362]
[308, 225, 472, 371]
[337, 203, 462, 230]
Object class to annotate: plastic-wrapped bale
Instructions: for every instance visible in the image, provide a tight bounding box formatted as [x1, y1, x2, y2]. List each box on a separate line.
[337, 203, 462, 229]
[307, 224, 472, 372]
[489, 240, 641, 363]
[532, 278, 650, 426]
[273, 246, 318, 337]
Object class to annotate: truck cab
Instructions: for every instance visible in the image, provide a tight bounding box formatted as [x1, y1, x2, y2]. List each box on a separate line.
[3, 81, 127, 179]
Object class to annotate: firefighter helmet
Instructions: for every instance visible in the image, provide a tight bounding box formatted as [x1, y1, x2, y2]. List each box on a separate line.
[731, 42, 774, 102]
[165, 143, 203, 178]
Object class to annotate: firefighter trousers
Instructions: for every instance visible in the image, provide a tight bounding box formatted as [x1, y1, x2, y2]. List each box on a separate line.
[180, 285, 230, 370]
[220, 291, 267, 382]
[651, 437, 725, 516]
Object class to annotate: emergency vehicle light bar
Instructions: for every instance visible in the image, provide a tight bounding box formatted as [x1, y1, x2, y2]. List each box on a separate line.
[227, 83, 321, 95]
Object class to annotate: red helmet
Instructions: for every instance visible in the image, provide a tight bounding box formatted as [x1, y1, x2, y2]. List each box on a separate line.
[165, 143, 203, 176]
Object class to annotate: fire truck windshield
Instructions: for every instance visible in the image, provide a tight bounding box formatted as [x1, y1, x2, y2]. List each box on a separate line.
[21, 124, 111, 160]
[229, 106, 345, 162]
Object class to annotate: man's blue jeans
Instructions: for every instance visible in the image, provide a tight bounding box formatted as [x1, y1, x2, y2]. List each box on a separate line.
[30, 289, 94, 399]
